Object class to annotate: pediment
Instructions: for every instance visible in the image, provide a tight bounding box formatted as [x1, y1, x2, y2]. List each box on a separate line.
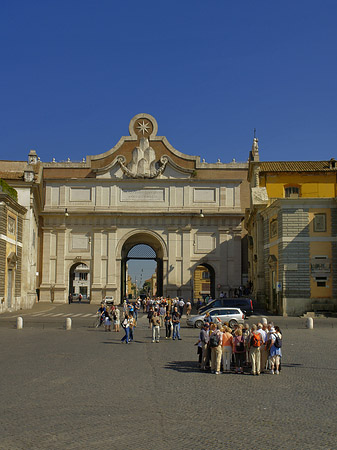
[90, 114, 198, 179]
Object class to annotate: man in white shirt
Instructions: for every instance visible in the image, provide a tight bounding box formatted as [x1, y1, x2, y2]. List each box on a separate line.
[257, 322, 268, 372]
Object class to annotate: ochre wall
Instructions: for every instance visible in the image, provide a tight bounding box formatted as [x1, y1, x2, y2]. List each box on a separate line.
[260, 173, 336, 198]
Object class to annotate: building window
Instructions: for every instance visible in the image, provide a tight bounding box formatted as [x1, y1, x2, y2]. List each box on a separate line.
[285, 186, 300, 198]
[270, 219, 278, 238]
[313, 213, 326, 232]
[202, 271, 210, 279]
[79, 273, 88, 281]
[316, 277, 327, 287]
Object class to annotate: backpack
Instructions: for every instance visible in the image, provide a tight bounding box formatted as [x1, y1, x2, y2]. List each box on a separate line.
[250, 333, 262, 348]
[273, 333, 282, 348]
[209, 333, 220, 348]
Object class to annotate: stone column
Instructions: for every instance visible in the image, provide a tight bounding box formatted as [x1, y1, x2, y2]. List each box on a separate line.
[166, 227, 178, 298]
[218, 227, 229, 291]
[39, 228, 51, 302]
[107, 227, 117, 297]
[227, 230, 242, 289]
[55, 227, 66, 302]
[91, 228, 103, 303]
[181, 225, 192, 299]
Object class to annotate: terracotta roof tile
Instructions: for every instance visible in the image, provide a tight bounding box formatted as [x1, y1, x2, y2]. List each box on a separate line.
[259, 161, 337, 172]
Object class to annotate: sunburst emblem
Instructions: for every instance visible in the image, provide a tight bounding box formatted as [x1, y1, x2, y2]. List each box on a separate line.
[136, 120, 151, 135]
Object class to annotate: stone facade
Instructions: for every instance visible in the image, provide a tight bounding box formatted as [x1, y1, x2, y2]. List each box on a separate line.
[1, 114, 250, 307]
[0, 193, 27, 312]
[245, 151, 337, 316]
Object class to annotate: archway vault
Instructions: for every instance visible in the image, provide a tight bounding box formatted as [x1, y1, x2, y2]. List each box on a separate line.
[118, 229, 167, 260]
[119, 230, 166, 302]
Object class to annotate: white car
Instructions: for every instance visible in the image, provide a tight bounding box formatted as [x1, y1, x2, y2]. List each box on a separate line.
[103, 296, 114, 305]
[186, 307, 245, 329]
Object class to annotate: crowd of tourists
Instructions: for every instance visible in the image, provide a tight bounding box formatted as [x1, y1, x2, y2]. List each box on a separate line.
[96, 296, 192, 344]
[95, 297, 283, 376]
[197, 319, 282, 375]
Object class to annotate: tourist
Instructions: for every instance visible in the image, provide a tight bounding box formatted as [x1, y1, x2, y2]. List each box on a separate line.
[249, 324, 262, 375]
[121, 314, 130, 344]
[186, 300, 192, 317]
[178, 298, 185, 316]
[151, 311, 161, 343]
[256, 322, 268, 372]
[221, 325, 233, 373]
[159, 304, 166, 327]
[269, 326, 282, 374]
[113, 306, 120, 332]
[164, 311, 172, 339]
[210, 323, 223, 374]
[103, 308, 112, 332]
[233, 328, 245, 374]
[172, 307, 182, 340]
[96, 303, 106, 327]
[129, 312, 135, 342]
[199, 323, 210, 370]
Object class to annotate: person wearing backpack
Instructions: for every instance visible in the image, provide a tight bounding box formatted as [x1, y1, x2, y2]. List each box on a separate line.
[209, 323, 223, 374]
[249, 324, 262, 375]
[269, 326, 282, 374]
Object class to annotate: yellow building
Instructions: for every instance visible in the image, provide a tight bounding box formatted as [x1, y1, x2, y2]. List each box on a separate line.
[245, 140, 337, 316]
[193, 265, 212, 301]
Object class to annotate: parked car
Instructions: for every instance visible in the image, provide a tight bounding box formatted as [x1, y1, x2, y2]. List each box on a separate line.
[198, 298, 253, 317]
[186, 307, 245, 329]
[103, 296, 114, 305]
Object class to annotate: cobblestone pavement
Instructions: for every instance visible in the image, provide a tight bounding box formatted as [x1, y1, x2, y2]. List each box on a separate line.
[1, 303, 336, 449]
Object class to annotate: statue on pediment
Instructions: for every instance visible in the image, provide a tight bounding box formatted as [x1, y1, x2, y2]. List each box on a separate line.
[117, 137, 168, 178]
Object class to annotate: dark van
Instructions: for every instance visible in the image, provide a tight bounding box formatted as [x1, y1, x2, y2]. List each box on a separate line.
[198, 298, 253, 317]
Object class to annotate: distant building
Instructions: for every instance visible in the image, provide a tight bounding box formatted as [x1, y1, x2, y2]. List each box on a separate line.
[193, 265, 211, 301]
[245, 140, 337, 316]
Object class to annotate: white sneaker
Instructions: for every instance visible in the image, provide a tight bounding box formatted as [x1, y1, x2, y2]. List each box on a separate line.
[270, 369, 274, 375]
[275, 370, 280, 375]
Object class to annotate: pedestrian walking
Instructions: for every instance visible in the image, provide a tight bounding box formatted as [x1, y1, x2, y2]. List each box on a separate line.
[151, 311, 161, 343]
[164, 311, 172, 339]
[121, 314, 130, 344]
[172, 307, 182, 340]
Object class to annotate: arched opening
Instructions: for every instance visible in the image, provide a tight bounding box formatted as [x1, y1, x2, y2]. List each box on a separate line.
[193, 263, 215, 303]
[121, 234, 164, 302]
[69, 262, 91, 302]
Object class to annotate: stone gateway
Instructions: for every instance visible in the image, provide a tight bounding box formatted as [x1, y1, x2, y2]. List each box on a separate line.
[2, 114, 250, 306]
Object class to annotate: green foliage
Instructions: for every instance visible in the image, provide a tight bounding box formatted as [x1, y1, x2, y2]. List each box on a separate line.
[0, 179, 18, 201]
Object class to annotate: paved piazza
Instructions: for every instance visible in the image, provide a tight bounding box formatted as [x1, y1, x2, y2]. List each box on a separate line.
[1, 304, 336, 450]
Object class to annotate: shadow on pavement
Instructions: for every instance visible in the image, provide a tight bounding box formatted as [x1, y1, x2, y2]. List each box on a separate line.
[164, 360, 200, 373]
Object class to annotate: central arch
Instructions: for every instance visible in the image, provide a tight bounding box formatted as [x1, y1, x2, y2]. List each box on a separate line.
[119, 230, 166, 302]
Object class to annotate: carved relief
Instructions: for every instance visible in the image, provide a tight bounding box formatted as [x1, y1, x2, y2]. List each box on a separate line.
[251, 187, 269, 205]
[117, 137, 168, 179]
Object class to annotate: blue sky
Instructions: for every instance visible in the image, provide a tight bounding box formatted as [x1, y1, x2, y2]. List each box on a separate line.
[1, 0, 337, 165]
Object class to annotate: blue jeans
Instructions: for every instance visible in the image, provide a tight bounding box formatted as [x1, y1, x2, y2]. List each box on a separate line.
[121, 327, 130, 343]
[173, 323, 180, 339]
